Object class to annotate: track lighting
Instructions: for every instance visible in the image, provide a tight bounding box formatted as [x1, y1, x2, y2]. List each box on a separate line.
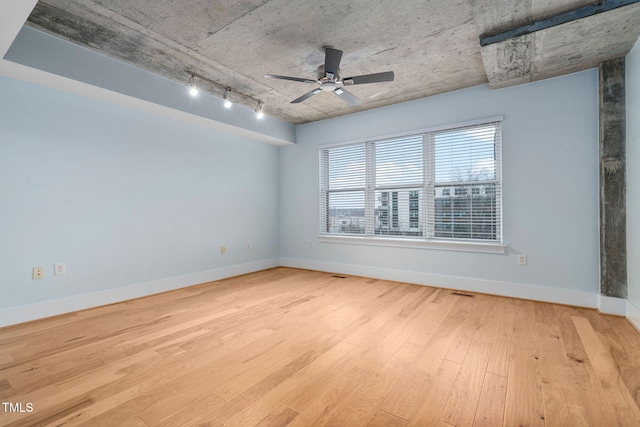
[186, 71, 264, 119]
[223, 88, 232, 109]
[255, 102, 264, 119]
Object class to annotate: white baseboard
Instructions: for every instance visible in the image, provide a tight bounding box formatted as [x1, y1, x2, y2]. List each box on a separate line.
[598, 295, 628, 316]
[0, 259, 279, 328]
[628, 300, 640, 332]
[279, 257, 599, 309]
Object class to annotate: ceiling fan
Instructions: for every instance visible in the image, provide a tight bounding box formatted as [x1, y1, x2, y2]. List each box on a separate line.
[265, 47, 395, 106]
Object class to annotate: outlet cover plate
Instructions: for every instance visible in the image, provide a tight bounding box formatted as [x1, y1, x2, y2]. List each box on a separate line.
[32, 266, 44, 279]
[54, 262, 66, 276]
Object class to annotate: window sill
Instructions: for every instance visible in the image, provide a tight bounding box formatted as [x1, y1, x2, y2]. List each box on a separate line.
[317, 235, 506, 254]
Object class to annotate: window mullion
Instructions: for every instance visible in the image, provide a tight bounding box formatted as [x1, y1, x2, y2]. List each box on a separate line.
[365, 142, 376, 236]
[495, 122, 502, 242]
[319, 149, 329, 233]
[424, 133, 435, 239]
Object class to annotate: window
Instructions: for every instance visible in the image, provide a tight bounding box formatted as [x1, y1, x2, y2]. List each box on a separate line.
[320, 119, 502, 246]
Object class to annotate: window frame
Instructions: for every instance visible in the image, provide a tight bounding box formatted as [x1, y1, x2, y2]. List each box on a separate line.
[318, 116, 505, 254]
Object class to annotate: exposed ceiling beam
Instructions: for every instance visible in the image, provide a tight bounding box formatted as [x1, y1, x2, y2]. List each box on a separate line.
[480, 0, 640, 46]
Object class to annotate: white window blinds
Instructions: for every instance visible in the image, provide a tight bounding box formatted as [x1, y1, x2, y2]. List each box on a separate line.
[320, 119, 502, 243]
[320, 144, 366, 235]
[374, 135, 424, 237]
[430, 122, 501, 241]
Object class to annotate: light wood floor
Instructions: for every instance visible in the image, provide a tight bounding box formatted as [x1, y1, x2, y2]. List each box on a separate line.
[1, 268, 640, 426]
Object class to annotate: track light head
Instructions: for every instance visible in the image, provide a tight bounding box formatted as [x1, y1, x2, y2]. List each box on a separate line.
[223, 88, 232, 109]
[255, 102, 265, 119]
[187, 74, 198, 96]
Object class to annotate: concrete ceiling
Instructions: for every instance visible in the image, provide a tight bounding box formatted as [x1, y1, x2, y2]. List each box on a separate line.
[22, 0, 640, 125]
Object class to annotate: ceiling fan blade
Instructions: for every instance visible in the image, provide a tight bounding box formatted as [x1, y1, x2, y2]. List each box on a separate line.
[291, 88, 322, 103]
[333, 88, 361, 106]
[265, 74, 317, 83]
[324, 47, 343, 78]
[343, 71, 395, 85]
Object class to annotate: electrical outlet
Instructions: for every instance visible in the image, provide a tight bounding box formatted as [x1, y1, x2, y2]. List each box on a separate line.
[309, 240, 314, 248]
[517, 254, 527, 265]
[54, 262, 66, 276]
[220, 245, 227, 254]
[245, 242, 251, 251]
[32, 266, 44, 279]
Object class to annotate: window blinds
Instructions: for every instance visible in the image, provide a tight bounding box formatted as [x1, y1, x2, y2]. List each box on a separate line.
[430, 122, 501, 241]
[320, 144, 366, 235]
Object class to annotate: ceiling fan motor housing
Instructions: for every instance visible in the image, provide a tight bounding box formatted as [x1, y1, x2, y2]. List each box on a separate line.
[321, 81, 338, 91]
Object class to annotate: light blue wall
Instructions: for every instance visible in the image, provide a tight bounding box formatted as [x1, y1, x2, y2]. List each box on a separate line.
[0, 76, 279, 310]
[280, 70, 600, 297]
[628, 38, 640, 313]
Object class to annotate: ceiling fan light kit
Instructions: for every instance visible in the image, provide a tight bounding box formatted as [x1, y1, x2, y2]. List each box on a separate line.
[265, 47, 395, 105]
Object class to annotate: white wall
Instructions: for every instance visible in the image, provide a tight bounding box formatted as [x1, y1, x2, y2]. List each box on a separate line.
[0, 75, 280, 325]
[280, 70, 600, 306]
[628, 38, 640, 329]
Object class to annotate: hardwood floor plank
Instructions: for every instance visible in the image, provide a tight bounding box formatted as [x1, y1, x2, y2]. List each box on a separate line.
[441, 337, 492, 426]
[538, 336, 589, 426]
[580, 308, 640, 408]
[284, 364, 372, 427]
[472, 372, 506, 427]
[4, 355, 106, 395]
[87, 326, 278, 402]
[222, 341, 356, 427]
[343, 287, 429, 347]
[253, 405, 298, 427]
[213, 346, 318, 401]
[39, 384, 148, 427]
[414, 301, 469, 375]
[366, 410, 408, 427]
[503, 301, 546, 427]
[378, 364, 433, 421]
[405, 289, 451, 346]
[2, 395, 93, 427]
[54, 350, 161, 395]
[503, 339, 545, 426]
[484, 300, 516, 378]
[407, 359, 461, 426]
[486, 335, 511, 377]
[322, 341, 420, 426]
[444, 294, 497, 365]
[0, 351, 15, 365]
[551, 307, 619, 425]
[351, 301, 431, 372]
[572, 315, 640, 425]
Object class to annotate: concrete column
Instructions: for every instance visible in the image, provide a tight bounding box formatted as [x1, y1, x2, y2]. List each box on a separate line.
[599, 58, 627, 298]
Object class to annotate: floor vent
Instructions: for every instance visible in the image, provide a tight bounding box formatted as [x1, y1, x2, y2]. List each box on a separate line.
[452, 291, 475, 298]
[332, 275, 347, 279]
